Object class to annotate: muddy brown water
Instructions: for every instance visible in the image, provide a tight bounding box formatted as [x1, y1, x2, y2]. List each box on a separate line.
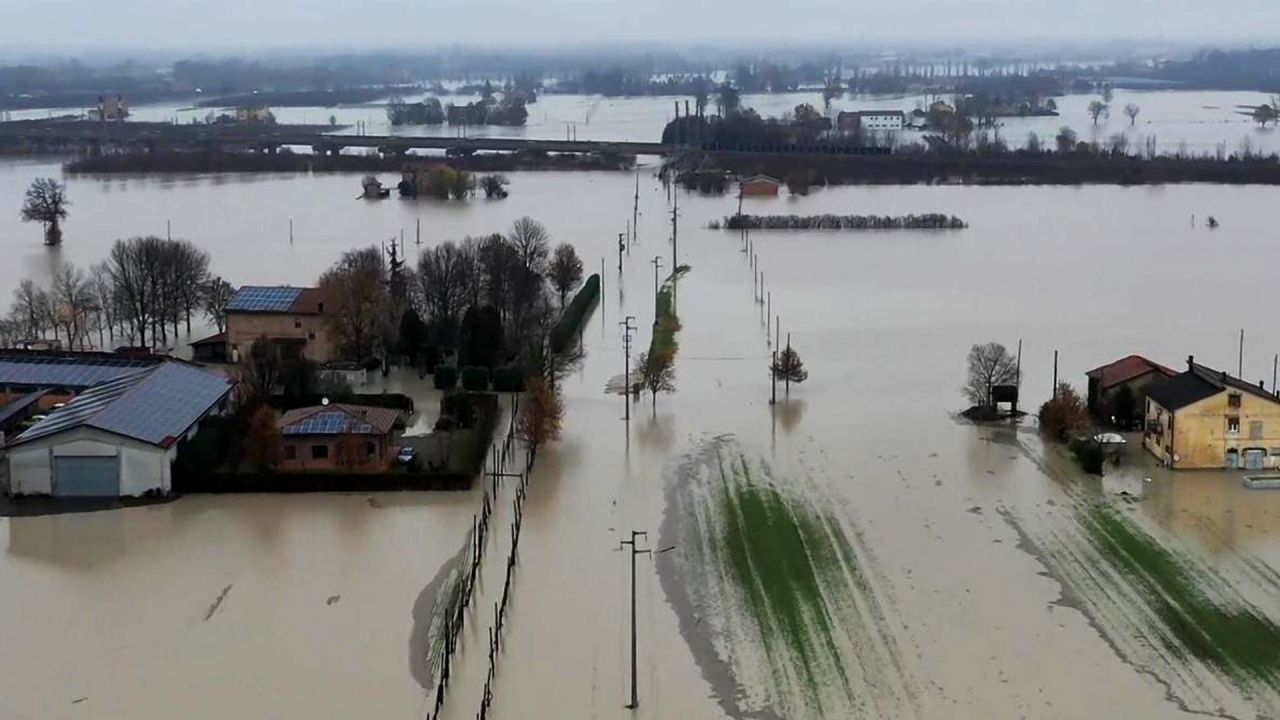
[4, 159, 1280, 718]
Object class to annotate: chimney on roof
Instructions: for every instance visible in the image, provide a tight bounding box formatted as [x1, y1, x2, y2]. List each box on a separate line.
[1221, 370, 1228, 381]
[1187, 355, 1195, 371]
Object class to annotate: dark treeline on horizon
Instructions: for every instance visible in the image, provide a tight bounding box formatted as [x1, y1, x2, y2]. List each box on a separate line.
[5, 46, 1280, 110]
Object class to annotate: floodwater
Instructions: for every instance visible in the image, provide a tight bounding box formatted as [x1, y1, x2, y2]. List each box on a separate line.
[4, 159, 1280, 718]
[8, 87, 1280, 155]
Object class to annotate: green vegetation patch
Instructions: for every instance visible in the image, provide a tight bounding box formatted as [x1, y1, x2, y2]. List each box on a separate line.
[1081, 503, 1280, 687]
[650, 285, 681, 358]
[714, 452, 853, 712]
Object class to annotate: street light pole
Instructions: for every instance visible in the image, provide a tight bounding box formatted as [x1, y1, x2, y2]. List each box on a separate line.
[619, 530, 651, 709]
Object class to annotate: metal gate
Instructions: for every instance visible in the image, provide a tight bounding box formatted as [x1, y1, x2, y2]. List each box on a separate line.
[53, 456, 121, 497]
[1244, 449, 1267, 471]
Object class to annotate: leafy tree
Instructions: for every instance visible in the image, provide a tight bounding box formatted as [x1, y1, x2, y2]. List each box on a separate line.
[20, 178, 70, 246]
[1088, 100, 1109, 126]
[771, 343, 809, 390]
[717, 82, 741, 116]
[1055, 126, 1078, 154]
[242, 405, 281, 472]
[547, 243, 584, 307]
[1123, 103, 1141, 126]
[964, 342, 1018, 409]
[638, 350, 676, 413]
[1038, 383, 1090, 440]
[517, 376, 563, 462]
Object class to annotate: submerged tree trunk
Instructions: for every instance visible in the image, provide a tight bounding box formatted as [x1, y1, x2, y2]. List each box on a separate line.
[44, 220, 62, 246]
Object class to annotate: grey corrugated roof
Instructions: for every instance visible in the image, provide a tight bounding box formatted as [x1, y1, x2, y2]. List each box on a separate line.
[0, 351, 157, 389]
[9, 362, 233, 448]
[0, 389, 48, 426]
[1146, 361, 1280, 412]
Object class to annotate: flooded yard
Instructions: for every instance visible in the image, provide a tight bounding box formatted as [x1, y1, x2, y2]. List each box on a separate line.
[4, 162, 1280, 718]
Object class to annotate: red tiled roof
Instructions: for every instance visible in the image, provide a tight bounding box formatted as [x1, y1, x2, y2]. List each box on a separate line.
[190, 331, 226, 346]
[1086, 355, 1175, 389]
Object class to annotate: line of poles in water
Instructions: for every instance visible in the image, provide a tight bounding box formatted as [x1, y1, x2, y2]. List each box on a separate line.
[427, 395, 525, 720]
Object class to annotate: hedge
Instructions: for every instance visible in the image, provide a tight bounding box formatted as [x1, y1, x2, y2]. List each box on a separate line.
[551, 273, 601, 354]
[434, 365, 458, 389]
[460, 365, 491, 391]
[492, 365, 527, 392]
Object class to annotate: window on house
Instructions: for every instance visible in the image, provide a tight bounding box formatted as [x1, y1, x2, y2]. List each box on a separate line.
[1250, 421, 1264, 439]
[312, 444, 329, 460]
[1229, 393, 1242, 408]
[308, 332, 315, 340]
[294, 320, 302, 329]
[1227, 416, 1241, 434]
[284, 445, 296, 460]
[365, 441, 376, 458]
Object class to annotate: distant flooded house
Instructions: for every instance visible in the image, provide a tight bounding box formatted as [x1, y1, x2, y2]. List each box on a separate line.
[1086, 355, 1176, 422]
[740, 175, 781, 197]
[836, 110, 906, 134]
[1143, 355, 1280, 470]
[91, 94, 128, 122]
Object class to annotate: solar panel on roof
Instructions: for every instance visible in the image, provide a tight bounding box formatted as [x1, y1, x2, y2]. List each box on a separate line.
[226, 286, 304, 313]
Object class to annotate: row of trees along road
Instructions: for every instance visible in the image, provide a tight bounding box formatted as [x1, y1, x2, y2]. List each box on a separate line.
[0, 236, 234, 350]
[317, 216, 584, 375]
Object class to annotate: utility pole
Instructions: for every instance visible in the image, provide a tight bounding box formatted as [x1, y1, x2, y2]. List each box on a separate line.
[670, 189, 679, 272]
[618, 531, 651, 710]
[771, 349, 778, 405]
[625, 221, 631, 254]
[416, 217, 422, 245]
[1273, 354, 1278, 397]
[1015, 339, 1023, 416]
[1239, 329, 1245, 378]
[289, 217, 293, 246]
[618, 233, 625, 274]
[621, 317, 636, 422]
[651, 256, 664, 315]
[1053, 350, 1058, 397]
[767, 293, 771, 343]
[633, 171, 640, 247]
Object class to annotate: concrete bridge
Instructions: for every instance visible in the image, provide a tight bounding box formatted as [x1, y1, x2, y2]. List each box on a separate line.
[0, 120, 673, 156]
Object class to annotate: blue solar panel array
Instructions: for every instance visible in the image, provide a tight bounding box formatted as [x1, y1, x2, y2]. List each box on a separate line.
[13, 362, 233, 447]
[225, 286, 304, 313]
[281, 409, 374, 436]
[0, 353, 156, 389]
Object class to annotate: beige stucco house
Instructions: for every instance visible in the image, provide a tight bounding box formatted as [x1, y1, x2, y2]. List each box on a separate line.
[1144, 355, 1280, 470]
[224, 286, 336, 364]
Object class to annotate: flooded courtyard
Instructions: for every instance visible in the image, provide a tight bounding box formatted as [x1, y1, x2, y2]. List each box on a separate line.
[4, 160, 1280, 719]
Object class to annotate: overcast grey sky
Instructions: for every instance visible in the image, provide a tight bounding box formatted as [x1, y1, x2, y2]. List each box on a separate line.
[3, 0, 1276, 53]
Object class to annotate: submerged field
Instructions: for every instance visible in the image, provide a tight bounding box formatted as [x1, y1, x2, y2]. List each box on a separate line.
[659, 435, 918, 720]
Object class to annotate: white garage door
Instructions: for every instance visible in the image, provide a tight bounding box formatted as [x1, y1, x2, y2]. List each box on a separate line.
[54, 456, 121, 497]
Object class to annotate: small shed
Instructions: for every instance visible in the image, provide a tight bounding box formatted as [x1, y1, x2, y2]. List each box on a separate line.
[740, 175, 781, 197]
[190, 332, 228, 363]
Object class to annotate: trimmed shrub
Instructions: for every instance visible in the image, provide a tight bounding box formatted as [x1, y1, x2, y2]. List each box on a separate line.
[434, 365, 458, 390]
[550, 274, 601, 353]
[492, 365, 527, 392]
[1069, 438, 1105, 475]
[460, 365, 491, 391]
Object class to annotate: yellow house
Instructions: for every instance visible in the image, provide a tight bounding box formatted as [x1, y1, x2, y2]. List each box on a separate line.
[1144, 355, 1280, 470]
[224, 286, 336, 364]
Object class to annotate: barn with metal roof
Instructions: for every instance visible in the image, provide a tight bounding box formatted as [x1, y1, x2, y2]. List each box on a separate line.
[4, 362, 234, 497]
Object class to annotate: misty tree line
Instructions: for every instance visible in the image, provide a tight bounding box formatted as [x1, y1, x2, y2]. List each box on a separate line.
[316, 216, 584, 370]
[0, 236, 234, 350]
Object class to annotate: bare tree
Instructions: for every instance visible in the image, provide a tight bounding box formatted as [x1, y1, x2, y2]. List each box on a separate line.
[413, 241, 471, 347]
[173, 240, 211, 335]
[507, 216, 551, 277]
[638, 350, 676, 413]
[479, 174, 509, 199]
[20, 178, 70, 246]
[478, 233, 519, 324]
[547, 243, 584, 307]
[52, 263, 92, 349]
[964, 342, 1019, 409]
[1088, 101, 1109, 126]
[1123, 103, 1140, 126]
[89, 262, 117, 347]
[1108, 133, 1130, 156]
[1101, 85, 1114, 103]
[1055, 126, 1078, 154]
[10, 279, 44, 340]
[203, 276, 235, 332]
[319, 246, 391, 362]
[107, 236, 168, 348]
[1026, 132, 1042, 154]
[238, 336, 284, 408]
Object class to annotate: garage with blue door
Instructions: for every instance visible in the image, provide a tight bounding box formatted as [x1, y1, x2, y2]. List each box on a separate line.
[53, 456, 121, 497]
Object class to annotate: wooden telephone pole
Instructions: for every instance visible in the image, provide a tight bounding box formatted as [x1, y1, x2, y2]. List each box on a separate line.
[619, 531, 650, 709]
